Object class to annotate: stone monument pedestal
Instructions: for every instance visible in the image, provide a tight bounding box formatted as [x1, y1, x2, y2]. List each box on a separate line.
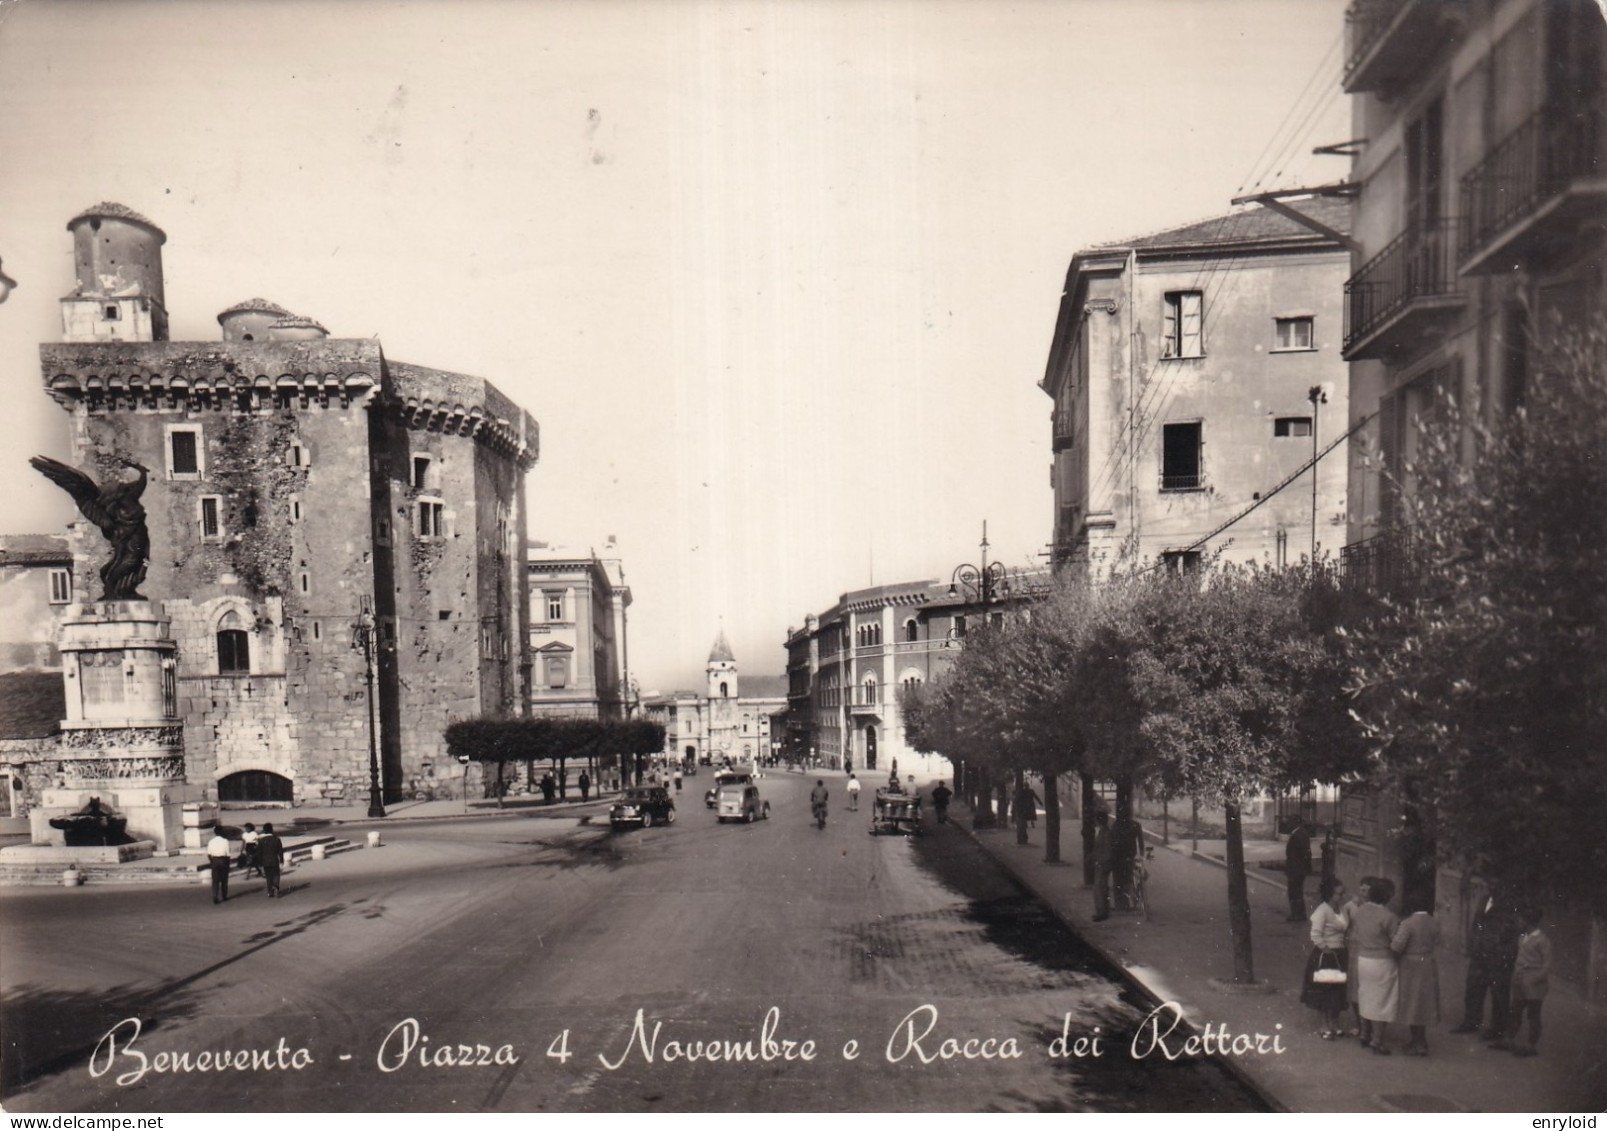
[27, 600, 191, 854]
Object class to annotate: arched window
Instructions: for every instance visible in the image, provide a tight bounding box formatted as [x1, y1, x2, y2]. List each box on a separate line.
[905, 619, 918, 642]
[720, 681, 730, 698]
[863, 675, 877, 704]
[217, 610, 250, 675]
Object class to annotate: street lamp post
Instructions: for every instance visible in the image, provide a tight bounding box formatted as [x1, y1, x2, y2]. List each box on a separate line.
[948, 521, 1013, 829]
[1309, 384, 1328, 562]
[353, 596, 387, 819]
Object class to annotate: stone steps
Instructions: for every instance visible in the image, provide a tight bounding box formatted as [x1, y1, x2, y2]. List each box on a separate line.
[0, 835, 358, 886]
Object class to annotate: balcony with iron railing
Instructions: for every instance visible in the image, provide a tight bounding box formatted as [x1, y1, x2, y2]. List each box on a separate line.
[1052, 407, 1075, 452]
[1340, 530, 1416, 595]
[1460, 101, 1606, 275]
[1343, 0, 1463, 94]
[1343, 217, 1465, 360]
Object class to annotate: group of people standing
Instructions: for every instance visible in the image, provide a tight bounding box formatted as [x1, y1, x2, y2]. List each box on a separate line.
[1301, 875, 1551, 1058]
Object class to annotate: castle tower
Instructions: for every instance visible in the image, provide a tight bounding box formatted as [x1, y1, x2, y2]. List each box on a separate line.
[61, 203, 168, 342]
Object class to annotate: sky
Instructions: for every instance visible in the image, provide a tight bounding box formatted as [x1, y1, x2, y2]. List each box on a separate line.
[0, 0, 1351, 692]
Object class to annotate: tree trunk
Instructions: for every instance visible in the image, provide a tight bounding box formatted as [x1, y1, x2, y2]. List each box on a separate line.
[1113, 776, 1135, 908]
[558, 756, 568, 800]
[1014, 768, 1029, 845]
[1081, 774, 1097, 885]
[495, 760, 505, 809]
[1225, 799, 1256, 984]
[973, 766, 995, 829]
[1042, 770, 1061, 863]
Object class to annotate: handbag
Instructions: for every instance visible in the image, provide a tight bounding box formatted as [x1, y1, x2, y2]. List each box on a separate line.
[1313, 950, 1347, 985]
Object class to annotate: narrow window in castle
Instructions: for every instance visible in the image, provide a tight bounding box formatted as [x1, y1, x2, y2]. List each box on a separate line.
[104, 305, 120, 321]
[217, 628, 250, 675]
[417, 499, 445, 538]
[167, 426, 203, 478]
[48, 568, 72, 604]
[411, 455, 433, 490]
[299, 571, 310, 595]
[288, 442, 310, 469]
[290, 496, 302, 523]
[199, 496, 222, 541]
[376, 517, 390, 546]
[313, 621, 322, 641]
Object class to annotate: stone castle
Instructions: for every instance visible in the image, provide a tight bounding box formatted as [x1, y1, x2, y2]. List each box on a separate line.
[39, 203, 539, 805]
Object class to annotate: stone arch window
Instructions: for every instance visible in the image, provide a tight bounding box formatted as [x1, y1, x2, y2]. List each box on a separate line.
[904, 618, 918, 643]
[216, 609, 250, 675]
[720, 681, 730, 698]
[862, 674, 878, 704]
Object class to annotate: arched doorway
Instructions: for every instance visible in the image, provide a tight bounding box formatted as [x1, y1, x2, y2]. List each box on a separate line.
[865, 727, 878, 772]
[218, 770, 293, 804]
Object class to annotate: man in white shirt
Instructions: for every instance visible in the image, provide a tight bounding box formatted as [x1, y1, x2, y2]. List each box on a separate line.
[206, 826, 233, 904]
[846, 773, 862, 811]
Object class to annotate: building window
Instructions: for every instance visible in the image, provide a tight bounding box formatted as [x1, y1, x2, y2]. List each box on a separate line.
[954, 615, 967, 639]
[545, 592, 564, 621]
[217, 627, 250, 675]
[1161, 422, 1204, 490]
[1162, 291, 1204, 359]
[166, 426, 203, 478]
[199, 495, 223, 541]
[411, 455, 433, 491]
[545, 656, 569, 689]
[48, 567, 72, 604]
[863, 678, 877, 704]
[720, 681, 730, 698]
[1273, 316, 1315, 351]
[417, 498, 445, 538]
[1161, 550, 1203, 574]
[289, 496, 302, 523]
[1274, 417, 1313, 438]
[288, 442, 310, 469]
[299, 571, 310, 595]
[376, 517, 391, 546]
[904, 619, 918, 643]
[104, 305, 120, 321]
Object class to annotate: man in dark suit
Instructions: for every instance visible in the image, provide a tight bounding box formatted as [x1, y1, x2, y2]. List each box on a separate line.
[257, 822, 285, 898]
[1285, 821, 1313, 921]
[1454, 890, 1519, 1038]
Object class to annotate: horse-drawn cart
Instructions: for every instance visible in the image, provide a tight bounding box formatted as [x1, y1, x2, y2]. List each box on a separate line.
[870, 788, 922, 836]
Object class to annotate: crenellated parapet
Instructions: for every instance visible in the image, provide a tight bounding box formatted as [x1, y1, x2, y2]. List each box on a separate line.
[381, 360, 540, 470]
[40, 340, 382, 413]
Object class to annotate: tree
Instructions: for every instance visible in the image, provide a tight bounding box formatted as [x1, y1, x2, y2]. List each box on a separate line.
[1126, 562, 1365, 984]
[1345, 320, 1607, 915]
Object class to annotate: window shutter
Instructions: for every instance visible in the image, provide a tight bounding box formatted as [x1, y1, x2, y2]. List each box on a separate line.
[1181, 292, 1203, 356]
[1162, 296, 1178, 358]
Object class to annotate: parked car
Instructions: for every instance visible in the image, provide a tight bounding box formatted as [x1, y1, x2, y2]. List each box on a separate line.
[704, 768, 752, 808]
[610, 786, 676, 829]
[715, 782, 769, 824]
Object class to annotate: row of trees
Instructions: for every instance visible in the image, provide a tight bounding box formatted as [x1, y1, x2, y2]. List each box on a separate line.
[444, 717, 667, 804]
[902, 320, 1607, 983]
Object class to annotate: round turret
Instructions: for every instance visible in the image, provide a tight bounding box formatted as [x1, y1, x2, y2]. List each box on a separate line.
[217, 298, 293, 342]
[268, 315, 329, 342]
[66, 203, 168, 338]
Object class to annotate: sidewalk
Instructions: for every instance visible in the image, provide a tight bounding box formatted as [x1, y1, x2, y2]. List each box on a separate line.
[951, 800, 1607, 1113]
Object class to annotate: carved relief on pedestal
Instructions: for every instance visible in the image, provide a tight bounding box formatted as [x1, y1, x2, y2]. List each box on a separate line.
[60, 725, 184, 751]
[59, 755, 186, 782]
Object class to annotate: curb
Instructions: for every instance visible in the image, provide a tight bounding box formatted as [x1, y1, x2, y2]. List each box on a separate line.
[947, 807, 1292, 1114]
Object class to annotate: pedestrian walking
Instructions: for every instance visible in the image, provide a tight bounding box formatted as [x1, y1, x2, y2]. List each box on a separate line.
[1091, 810, 1113, 922]
[257, 822, 285, 898]
[240, 822, 262, 878]
[930, 780, 952, 824]
[540, 772, 556, 805]
[1390, 895, 1441, 1055]
[578, 770, 591, 803]
[1492, 907, 1551, 1057]
[206, 825, 233, 904]
[1301, 876, 1351, 1039]
[1341, 876, 1375, 1036]
[1285, 820, 1313, 921]
[1453, 889, 1519, 1039]
[1351, 876, 1401, 1054]
[846, 773, 861, 811]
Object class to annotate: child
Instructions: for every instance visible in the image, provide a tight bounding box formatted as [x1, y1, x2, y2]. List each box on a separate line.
[1493, 907, 1550, 1057]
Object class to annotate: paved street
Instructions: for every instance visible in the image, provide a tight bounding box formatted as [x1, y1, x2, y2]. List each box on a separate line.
[2, 774, 1266, 1113]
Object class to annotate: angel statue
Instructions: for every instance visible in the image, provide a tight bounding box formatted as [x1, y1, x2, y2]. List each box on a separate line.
[29, 455, 151, 600]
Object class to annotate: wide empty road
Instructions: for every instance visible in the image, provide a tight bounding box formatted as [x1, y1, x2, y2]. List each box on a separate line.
[2, 774, 1267, 1112]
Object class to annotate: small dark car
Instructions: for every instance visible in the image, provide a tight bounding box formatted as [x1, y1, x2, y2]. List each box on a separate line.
[610, 786, 676, 829]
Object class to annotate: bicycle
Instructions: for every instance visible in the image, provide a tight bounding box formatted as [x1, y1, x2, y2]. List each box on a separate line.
[1117, 846, 1155, 919]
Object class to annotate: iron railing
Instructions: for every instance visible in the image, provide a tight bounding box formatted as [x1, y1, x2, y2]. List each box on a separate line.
[1344, 217, 1460, 353]
[1460, 102, 1604, 264]
[1343, 0, 1408, 87]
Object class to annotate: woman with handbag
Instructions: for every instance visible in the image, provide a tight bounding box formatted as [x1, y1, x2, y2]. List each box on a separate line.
[1302, 876, 1351, 1038]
